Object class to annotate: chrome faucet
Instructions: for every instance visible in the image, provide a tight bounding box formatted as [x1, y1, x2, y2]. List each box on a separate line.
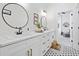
[16, 27, 23, 35]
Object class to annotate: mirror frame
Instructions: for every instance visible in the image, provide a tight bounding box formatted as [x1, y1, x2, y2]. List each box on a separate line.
[2, 3, 29, 29]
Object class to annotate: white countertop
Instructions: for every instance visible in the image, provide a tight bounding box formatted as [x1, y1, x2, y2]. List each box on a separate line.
[0, 29, 54, 48]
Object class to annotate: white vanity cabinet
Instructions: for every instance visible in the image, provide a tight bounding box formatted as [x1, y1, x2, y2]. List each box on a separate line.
[0, 30, 55, 56]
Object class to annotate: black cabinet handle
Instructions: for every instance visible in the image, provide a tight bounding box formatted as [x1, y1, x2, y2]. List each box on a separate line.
[71, 40, 73, 42]
[78, 11, 79, 14]
[71, 14, 73, 16]
[78, 42, 79, 45]
[71, 27, 73, 29]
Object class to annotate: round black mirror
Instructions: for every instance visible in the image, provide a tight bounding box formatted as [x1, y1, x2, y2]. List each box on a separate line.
[2, 3, 29, 35]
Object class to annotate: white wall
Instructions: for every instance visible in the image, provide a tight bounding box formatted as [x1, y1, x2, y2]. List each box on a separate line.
[47, 3, 77, 38]
[46, 3, 77, 29]
[25, 3, 77, 30]
[0, 3, 77, 36]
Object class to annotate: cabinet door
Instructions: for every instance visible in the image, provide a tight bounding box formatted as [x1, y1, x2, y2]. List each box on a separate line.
[29, 44, 40, 56]
[26, 36, 41, 56]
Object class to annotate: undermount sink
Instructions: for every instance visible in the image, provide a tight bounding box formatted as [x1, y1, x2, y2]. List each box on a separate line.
[7, 32, 35, 39]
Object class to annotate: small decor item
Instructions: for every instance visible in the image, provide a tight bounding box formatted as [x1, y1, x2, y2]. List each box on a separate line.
[33, 13, 39, 25]
[50, 40, 61, 50]
[33, 13, 43, 32]
[35, 22, 43, 32]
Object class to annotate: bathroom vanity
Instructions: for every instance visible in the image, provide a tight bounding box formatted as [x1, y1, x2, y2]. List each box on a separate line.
[0, 30, 55, 56]
[0, 3, 55, 56]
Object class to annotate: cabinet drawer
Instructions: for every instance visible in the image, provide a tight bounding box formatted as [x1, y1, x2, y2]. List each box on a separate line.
[41, 41, 51, 49]
[0, 40, 28, 56]
[41, 44, 50, 55]
[41, 34, 50, 44]
[41, 39, 51, 49]
[26, 36, 41, 45]
[41, 33, 50, 39]
[41, 34, 53, 48]
[49, 32, 55, 42]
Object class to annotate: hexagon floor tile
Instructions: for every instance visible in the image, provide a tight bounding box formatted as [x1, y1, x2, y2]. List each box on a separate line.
[44, 46, 79, 56]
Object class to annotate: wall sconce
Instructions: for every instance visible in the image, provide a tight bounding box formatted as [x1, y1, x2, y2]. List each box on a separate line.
[41, 10, 47, 17]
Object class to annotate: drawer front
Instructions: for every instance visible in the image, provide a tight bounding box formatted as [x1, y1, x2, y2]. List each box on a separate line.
[0, 40, 27, 56]
[41, 33, 50, 44]
[26, 36, 41, 46]
[41, 39, 51, 49]
[49, 32, 55, 42]
[41, 40, 51, 50]
[41, 44, 50, 55]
